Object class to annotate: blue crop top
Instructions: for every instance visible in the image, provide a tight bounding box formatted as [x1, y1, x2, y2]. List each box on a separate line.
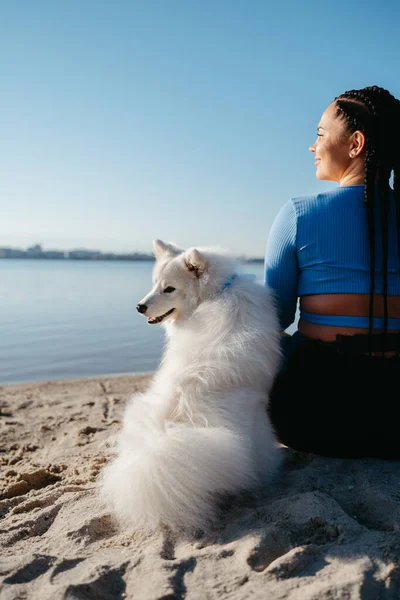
[264, 185, 400, 331]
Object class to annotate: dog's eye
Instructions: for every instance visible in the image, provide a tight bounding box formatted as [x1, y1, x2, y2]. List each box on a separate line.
[163, 286, 176, 293]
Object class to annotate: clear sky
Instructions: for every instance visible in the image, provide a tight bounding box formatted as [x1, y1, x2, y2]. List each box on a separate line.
[1, 0, 400, 258]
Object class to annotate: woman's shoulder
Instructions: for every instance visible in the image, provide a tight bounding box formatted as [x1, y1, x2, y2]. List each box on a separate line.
[290, 185, 364, 215]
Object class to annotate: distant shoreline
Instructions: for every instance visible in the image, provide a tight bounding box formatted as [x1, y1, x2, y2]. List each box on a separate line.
[0, 255, 156, 262]
[0, 256, 264, 263]
[0, 243, 155, 262]
[0, 245, 264, 263]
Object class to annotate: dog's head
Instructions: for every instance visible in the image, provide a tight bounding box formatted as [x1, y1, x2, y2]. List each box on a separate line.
[136, 239, 231, 326]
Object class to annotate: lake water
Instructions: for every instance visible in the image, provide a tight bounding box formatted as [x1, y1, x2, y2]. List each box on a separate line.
[1, 259, 266, 384]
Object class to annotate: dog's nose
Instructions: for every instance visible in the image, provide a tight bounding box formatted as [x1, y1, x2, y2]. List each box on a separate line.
[136, 303, 147, 314]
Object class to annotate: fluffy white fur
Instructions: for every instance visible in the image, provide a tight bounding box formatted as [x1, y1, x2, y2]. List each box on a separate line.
[98, 239, 282, 535]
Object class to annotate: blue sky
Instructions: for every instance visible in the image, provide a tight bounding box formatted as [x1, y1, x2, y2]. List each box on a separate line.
[1, 1, 400, 258]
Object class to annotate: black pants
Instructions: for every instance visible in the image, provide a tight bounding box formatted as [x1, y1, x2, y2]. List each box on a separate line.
[268, 336, 400, 459]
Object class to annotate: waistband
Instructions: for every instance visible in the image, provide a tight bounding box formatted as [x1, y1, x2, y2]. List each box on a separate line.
[294, 332, 400, 356]
[301, 310, 400, 329]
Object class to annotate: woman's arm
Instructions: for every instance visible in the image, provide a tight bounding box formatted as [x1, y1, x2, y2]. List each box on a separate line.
[264, 200, 299, 331]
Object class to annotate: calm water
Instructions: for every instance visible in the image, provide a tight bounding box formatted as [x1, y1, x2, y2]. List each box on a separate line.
[1, 259, 265, 384]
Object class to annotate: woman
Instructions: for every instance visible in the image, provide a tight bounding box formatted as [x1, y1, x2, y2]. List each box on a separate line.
[264, 85, 400, 459]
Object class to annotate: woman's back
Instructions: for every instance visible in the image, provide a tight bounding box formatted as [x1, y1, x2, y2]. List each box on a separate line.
[294, 185, 400, 296]
[266, 185, 400, 339]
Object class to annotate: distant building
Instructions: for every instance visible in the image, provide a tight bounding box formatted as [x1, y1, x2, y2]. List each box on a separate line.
[26, 244, 43, 258]
[0, 247, 25, 258]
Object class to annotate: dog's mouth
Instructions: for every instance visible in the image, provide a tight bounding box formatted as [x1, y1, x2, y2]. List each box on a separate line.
[147, 308, 175, 325]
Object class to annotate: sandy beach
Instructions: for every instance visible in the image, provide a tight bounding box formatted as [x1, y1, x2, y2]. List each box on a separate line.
[1, 374, 400, 599]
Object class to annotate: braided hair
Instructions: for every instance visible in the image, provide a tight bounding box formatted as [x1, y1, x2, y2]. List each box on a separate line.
[334, 86, 400, 341]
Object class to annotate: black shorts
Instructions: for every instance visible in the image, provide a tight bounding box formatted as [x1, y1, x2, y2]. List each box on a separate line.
[268, 332, 400, 459]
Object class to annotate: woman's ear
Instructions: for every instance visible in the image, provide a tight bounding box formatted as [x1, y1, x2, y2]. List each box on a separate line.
[349, 130, 366, 158]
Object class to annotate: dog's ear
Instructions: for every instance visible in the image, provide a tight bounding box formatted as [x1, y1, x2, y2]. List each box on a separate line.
[184, 248, 207, 277]
[152, 239, 181, 260]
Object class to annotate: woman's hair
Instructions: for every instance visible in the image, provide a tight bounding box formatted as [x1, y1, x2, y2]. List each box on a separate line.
[334, 85, 400, 339]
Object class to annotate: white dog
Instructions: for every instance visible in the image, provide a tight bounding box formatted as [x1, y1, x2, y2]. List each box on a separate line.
[98, 239, 282, 535]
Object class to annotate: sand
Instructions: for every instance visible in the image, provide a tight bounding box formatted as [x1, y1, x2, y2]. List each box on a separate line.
[1, 375, 400, 599]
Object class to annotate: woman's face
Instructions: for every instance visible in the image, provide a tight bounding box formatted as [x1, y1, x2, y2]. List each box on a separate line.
[309, 102, 353, 182]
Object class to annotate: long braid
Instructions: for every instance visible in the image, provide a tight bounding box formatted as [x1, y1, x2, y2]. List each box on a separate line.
[379, 168, 390, 338]
[334, 86, 400, 345]
[364, 150, 377, 340]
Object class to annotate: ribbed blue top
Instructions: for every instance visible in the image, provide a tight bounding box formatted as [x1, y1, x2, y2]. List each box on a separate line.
[264, 185, 400, 330]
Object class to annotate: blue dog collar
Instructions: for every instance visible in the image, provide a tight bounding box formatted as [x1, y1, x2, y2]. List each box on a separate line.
[222, 274, 238, 290]
[222, 273, 257, 291]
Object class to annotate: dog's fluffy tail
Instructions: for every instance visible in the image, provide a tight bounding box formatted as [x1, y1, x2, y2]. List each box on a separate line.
[98, 423, 258, 533]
